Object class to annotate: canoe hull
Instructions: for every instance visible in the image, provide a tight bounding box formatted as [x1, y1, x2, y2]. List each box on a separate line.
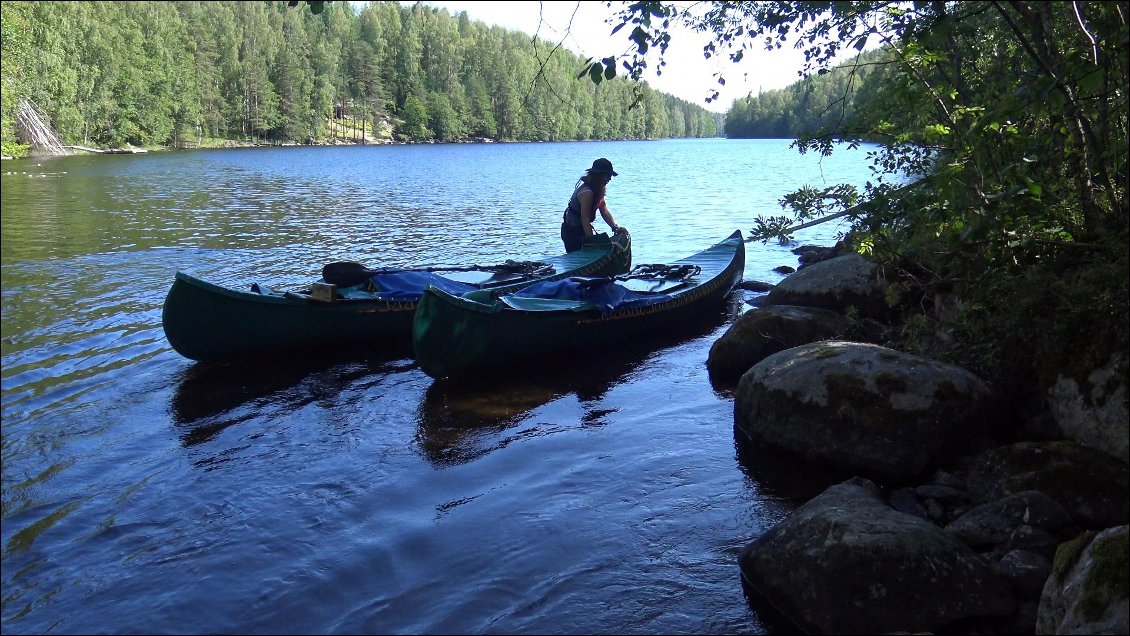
[413, 231, 745, 379]
[163, 232, 631, 363]
[162, 274, 416, 362]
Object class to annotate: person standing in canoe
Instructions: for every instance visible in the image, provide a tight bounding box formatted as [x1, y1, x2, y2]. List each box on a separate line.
[560, 157, 628, 253]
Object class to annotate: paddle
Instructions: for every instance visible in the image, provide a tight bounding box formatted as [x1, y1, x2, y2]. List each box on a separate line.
[321, 259, 557, 288]
[321, 261, 384, 287]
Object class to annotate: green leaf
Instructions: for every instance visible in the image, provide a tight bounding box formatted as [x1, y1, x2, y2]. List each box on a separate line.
[1078, 69, 1104, 97]
[630, 27, 649, 47]
[589, 63, 604, 84]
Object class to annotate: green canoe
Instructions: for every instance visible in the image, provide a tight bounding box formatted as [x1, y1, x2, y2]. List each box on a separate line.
[162, 231, 631, 363]
[413, 230, 745, 379]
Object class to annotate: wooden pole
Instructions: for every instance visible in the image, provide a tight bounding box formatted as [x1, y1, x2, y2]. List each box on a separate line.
[747, 178, 928, 241]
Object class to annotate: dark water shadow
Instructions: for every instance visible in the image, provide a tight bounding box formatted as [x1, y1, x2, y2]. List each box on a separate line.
[704, 291, 765, 399]
[415, 303, 736, 467]
[732, 429, 854, 634]
[732, 426, 853, 505]
[170, 342, 413, 446]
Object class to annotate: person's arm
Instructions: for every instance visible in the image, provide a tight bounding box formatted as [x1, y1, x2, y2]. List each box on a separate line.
[597, 197, 626, 234]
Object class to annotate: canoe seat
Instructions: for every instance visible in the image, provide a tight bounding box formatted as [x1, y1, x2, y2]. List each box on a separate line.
[511, 277, 675, 316]
[444, 270, 528, 286]
[499, 296, 595, 312]
[339, 286, 379, 299]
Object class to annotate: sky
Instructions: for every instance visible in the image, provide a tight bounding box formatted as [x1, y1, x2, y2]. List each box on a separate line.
[404, 1, 815, 114]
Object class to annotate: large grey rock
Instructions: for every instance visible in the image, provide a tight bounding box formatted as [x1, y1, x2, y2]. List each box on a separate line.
[960, 441, 1129, 530]
[994, 550, 1053, 599]
[1047, 353, 1128, 463]
[945, 490, 1075, 548]
[734, 340, 992, 482]
[739, 478, 1015, 634]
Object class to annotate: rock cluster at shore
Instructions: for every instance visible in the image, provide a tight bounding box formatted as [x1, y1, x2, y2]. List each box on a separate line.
[710, 247, 1128, 634]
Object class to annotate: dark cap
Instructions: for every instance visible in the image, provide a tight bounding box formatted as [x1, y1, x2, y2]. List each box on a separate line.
[588, 158, 618, 176]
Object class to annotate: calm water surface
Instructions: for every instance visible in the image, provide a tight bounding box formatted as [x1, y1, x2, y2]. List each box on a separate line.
[2, 139, 876, 634]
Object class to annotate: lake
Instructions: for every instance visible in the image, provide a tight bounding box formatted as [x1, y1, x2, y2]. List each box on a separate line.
[1, 139, 876, 634]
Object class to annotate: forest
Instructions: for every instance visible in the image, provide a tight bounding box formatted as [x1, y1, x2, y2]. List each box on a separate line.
[723, 47, 890, 139]
[0, 0, 722, 155]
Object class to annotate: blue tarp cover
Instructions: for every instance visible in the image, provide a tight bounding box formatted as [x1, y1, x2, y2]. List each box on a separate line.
[513, 277, 672, 315]
[371, 270, 476, 301]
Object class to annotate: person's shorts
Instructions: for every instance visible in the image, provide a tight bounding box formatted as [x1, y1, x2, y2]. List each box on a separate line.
[561, 221, 585, 253]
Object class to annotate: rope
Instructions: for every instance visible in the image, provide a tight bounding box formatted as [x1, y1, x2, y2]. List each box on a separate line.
[617, 263, 701, 281]
[403, 260, 555, 276]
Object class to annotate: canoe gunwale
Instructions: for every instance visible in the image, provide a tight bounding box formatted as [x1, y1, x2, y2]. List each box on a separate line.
[426, 231, 743, 322]
[172, 271, 422, 313]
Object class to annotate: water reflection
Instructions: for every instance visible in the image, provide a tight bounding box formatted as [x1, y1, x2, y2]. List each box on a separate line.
[415, 365, 628, 467]
[171, 345, 412, 446]
[416, 306, 735, 467]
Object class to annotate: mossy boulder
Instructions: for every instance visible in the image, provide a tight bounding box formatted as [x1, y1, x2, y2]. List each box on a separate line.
[739, 477, 1015, 633]
[1036, 525, 1128, 634]
[734, 340, 992, 482]
[707, 304, 850, 386]
[763, 253, 892, 320]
